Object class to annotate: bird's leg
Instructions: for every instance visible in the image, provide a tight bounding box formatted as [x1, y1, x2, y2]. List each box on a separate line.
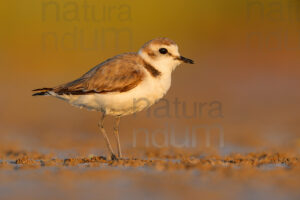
[113, 116, 122, 158]
[98, 113, 117, 160]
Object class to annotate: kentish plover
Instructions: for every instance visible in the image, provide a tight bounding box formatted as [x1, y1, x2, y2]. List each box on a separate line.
[33, 37, 194, 160]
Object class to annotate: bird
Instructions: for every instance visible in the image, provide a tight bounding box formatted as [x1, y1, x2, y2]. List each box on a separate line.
[32, 37, 194, 160]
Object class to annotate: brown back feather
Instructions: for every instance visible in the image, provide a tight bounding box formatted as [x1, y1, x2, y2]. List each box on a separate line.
[53, 53, 145, 95]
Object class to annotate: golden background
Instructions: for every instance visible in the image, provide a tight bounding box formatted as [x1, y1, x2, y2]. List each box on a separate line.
[1, 1, 300, 200]
[0, 0, 300, 154]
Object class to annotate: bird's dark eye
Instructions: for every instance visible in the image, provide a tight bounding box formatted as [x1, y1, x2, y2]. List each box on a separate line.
[159, 48, 168, 54]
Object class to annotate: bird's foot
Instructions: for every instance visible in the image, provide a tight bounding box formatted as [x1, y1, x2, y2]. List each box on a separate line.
[111, 154, 118, 161]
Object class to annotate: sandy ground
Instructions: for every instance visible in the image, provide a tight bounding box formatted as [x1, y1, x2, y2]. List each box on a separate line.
[0, 146, 299, 200]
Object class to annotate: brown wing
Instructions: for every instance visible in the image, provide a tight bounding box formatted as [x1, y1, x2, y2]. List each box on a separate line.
[52, 53, 145, 95]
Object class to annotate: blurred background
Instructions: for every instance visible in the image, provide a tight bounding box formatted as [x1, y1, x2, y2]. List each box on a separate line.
[0, 0, 300, 156]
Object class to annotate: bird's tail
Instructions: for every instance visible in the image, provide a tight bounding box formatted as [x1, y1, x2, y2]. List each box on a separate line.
[32, 88, 53, 96]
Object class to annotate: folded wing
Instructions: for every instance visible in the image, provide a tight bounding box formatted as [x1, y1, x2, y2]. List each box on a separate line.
[33, 53, 145, 96]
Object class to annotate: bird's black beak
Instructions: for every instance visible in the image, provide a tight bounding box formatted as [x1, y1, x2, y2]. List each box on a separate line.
[178, 56, 194, 64]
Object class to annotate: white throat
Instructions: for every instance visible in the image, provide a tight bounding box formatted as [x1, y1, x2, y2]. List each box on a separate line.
[138, 50, 180, 76]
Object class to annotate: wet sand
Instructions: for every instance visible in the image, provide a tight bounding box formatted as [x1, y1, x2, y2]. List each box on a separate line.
[0, 148, 299, 200]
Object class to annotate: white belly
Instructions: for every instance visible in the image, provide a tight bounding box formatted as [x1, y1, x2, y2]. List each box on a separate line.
[52, 74, 172, 116]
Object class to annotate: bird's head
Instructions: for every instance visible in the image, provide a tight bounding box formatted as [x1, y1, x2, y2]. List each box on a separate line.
[138, 38, 194, 74]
